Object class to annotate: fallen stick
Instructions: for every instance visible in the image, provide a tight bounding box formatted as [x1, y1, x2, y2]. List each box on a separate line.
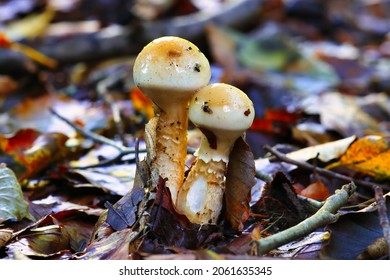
[254, 182, 356, 255]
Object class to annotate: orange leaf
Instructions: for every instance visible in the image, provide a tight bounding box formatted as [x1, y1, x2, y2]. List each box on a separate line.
[130, 87, 154, 120]
[0, 33, 11, 48]
[328, 135, 390, 179]
[0, 129, 40, 153]
[300, 180, 331, 201]
[0, 129, 69, 180]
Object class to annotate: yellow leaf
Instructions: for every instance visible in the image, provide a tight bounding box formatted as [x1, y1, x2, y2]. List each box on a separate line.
[3, 6, 55, 40]
[328, 135, 390, 179]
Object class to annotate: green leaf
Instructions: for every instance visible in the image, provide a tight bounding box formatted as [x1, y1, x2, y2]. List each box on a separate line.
[0, 163, 34, 223]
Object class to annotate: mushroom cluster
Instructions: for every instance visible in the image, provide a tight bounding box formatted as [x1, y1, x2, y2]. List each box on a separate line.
[133, 36, 254, 225]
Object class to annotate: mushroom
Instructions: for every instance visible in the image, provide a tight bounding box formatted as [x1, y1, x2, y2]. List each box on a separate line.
[133, 36, 211, 202]
[176, 83, 255, 224]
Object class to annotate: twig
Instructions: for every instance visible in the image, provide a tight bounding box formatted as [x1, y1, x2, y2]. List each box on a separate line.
[263, 145, 390, 191]
[50, 108, 142, 167]
[254, 182, 357, 255]
[50, 108, 135, 152]
[297, 195, 324, 210]
[373, 185, 390, 260]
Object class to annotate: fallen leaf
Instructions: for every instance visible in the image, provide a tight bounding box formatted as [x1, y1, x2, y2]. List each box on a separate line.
[76, 228, 135, 260]
[0, 163, 33, 223]
[286, 135, 357, 163]
[130, 87, 154, 120]
[254, 135, 356, 175]
[225, 137, 257, 232]
[269, 231, 330, 259]
[105, 184, 145, 231]
[3, 6, 55, 40]
[327, 135, 390, 179]
[0, 129, 69, 180]
[147, 178, 220, 249]
[0, 229, 13, 247]
[71, 165, 137, 196]
[251, 172, 310, 233]
[301, 92, 381, 137]
[4, 210, 100, 259]
[322, 192, 390, 259]
[322, 211, 385, 259]
[300, 180, 331, 201]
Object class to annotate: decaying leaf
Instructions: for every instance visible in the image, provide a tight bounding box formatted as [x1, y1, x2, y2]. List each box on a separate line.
[105, 184, 145, 231]
[4, 210, 97, 259]
[322, 211, 385, 259]
[225, 137, 257, 232]
[322, 193, 390, 259]
[146, 178, 220, 250]
[251, 172, 310, 233]
[0, 163, 33, 223]
[269, 231, 330, 259]
[75, 228, 135, 260]
[0, 229, 13, 247]
[0, 129, 69, 180]
[327, 135, 390, 179]
[71, 165, 137, 196]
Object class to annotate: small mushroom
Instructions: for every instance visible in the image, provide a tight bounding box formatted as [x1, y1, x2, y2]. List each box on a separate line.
[133, 36, 211, 202]
[176, 83, 255, 224]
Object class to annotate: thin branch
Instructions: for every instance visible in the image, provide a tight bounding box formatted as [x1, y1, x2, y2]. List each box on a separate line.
[297, 194, 324, 210]
[373, 185, 390, 260]
[50, 108, 135, 153]
[263, 145, 390, 191]
[254, 182, 357, 255]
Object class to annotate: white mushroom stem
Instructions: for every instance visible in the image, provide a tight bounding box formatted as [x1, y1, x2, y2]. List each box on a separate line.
[133, 36, 211, 202]
[176, 83, 255, 224]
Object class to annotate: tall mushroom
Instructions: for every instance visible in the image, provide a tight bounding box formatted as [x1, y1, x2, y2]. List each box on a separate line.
[133, 36, 211, 202]
[176, 83, 255, 224]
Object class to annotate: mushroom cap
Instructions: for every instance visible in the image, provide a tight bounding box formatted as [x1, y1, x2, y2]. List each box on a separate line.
[189, 83, 255, 140]
[133, 36, 211, 109]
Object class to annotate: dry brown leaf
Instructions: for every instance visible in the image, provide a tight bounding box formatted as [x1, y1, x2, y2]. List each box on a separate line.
[225, 137, 257, 232]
